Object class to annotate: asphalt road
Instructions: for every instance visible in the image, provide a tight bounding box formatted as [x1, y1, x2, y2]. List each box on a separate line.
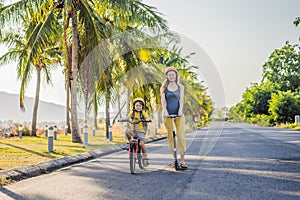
[1, 122, 300, 200]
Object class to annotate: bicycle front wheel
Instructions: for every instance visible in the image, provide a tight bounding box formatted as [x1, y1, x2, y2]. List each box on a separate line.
[137, 147, 144, 169]
[129, 145, 136, 174]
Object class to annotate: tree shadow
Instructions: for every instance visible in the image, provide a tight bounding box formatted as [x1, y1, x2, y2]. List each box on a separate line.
[0, 141, 56, 159]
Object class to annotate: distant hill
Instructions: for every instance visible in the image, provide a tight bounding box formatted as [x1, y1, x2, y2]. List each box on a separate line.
[0, 91, 66, 122]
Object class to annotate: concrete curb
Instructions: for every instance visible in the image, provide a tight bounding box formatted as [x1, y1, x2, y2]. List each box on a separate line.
[0, 135, 166, 184]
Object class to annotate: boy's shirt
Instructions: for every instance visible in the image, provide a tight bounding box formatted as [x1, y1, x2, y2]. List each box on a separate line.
[127, 111, 148, 133]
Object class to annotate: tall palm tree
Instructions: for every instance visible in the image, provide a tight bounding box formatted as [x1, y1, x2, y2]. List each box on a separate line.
[82, 1, 170, 138]
[0, 3, 62, 136]
[0, 0, 169, 142]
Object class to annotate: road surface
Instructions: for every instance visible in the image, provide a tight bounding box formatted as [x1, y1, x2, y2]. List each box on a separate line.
[1, 122, 300, 200]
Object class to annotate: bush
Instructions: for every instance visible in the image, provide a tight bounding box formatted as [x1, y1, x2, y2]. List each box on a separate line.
[269, 91, 300, 124]
[251, 114, 272, 126]
[22, 126, 31, 136]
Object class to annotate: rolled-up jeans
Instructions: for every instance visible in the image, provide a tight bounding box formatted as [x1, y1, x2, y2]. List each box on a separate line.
[164, 115, 186, 153]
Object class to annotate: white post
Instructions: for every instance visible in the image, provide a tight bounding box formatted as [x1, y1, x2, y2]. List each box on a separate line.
[48, 126, 54, 152]
[92, 126, 96, 136]
[124, 126, 128, 140]
[18, 124, 23, 139]
[109, 125, 112, 142]
[84, 125, 88, 147]
[65, 123, 68, 136]
[45, 124, 48, 137]
[295, 115, 300, 124]
[54, 125, 57, 140]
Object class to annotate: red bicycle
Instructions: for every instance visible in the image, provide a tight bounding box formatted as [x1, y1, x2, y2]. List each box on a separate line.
[118, 118, 151, 174]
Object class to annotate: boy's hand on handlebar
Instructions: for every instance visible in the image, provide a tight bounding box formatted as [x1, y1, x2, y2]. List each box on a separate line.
[145, 117, 151, 122]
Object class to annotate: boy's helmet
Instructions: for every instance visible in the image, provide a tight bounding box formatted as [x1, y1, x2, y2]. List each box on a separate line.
[133, 98, 145, 106]
[165, 67, 177, 74]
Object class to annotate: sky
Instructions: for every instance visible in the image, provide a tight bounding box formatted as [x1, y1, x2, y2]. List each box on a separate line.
[0, 0, 299, 107]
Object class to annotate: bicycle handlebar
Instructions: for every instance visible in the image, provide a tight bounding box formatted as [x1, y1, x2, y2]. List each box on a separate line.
[117, 118, 152, 124]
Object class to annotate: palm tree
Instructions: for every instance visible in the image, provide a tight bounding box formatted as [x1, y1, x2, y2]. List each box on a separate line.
[0, 5, 62, 136]
[0, 0, 169, 142]
[67, 0, 170, 141]
[80, 1, 170, 138]
[0, 0, 66, 136]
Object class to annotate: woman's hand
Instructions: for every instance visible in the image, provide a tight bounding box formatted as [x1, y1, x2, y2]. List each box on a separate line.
[178, 109, 183, 116]
[163, 110, 169, 117]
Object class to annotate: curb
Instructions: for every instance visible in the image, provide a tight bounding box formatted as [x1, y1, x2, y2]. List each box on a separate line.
[0, 135, 166, 185]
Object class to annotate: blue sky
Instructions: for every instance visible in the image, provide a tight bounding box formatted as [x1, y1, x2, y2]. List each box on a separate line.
[0, 0, 299, 107]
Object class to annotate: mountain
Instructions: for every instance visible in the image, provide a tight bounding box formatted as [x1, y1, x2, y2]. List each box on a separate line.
[0, 91, 66, 122]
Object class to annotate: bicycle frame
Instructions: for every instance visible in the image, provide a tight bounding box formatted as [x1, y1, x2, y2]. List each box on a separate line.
[129, 135, 140, 158]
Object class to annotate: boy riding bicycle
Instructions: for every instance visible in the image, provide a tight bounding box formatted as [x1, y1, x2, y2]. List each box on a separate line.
[126, 98, 150, 167]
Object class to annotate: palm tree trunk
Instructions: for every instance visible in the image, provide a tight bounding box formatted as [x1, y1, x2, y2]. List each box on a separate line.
[31, 67, 41, 136]
[66, 80, 71, 134]
[117, 90, 122, 119]
[157, 106, 162, 129]
[105, 87, 110, 139]
[93, 93, 98, 129]
[126, 88, 130, 114]
[70, 8, 82, 143]
[64, 12, 72, 135]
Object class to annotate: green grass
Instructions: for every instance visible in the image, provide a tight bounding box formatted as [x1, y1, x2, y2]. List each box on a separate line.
[0, 123, 165, 172]
[0, 132, 126, 171]
[278, 123, 300, 130]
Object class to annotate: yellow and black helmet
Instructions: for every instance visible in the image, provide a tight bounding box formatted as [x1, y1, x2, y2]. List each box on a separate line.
[133, 98, 145, 107]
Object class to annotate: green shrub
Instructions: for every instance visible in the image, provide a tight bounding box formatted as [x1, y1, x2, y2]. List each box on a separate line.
[22, 126, 31, 136]
[269, 91, 300, 124]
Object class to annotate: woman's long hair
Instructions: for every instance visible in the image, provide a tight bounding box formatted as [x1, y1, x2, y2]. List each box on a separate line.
[162, 71, 179, 93]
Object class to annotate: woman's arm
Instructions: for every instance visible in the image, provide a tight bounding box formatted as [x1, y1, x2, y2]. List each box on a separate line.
[178, 84, 184, 115]
[160, 86, 169, 116]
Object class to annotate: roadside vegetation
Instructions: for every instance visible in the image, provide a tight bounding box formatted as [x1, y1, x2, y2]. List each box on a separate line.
[228, 18, 300, 129]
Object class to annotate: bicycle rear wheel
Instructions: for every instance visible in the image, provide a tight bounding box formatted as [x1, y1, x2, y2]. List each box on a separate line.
[129, 144, 136, 174]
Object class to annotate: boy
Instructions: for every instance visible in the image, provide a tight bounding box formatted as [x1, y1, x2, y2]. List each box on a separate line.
[126, 98, 150, 167]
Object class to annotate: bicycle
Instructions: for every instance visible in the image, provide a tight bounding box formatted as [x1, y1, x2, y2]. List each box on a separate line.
[118, 118, 151, 174]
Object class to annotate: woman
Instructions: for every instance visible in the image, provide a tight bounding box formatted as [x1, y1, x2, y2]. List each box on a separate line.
[160, 67, 187, 168]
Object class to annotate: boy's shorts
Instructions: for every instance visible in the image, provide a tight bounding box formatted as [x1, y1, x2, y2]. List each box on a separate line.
[128, 131, 145, 141]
